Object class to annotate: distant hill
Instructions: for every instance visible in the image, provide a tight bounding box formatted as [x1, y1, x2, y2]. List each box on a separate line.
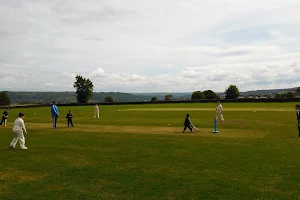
[7, 91, 151, 104]
[6, 92, 193, 104]
[7, 92, 77, 104]
[5, 87, 298, 104]
[239, 88, 297, 96]
[132, 93, 192, 100]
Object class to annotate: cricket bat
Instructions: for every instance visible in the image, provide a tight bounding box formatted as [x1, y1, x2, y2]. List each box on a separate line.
[191, 124, 199, 131]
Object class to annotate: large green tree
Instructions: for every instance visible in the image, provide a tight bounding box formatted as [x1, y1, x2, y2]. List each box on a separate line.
[73, 75, 94, 103]
[191, 91, 204, 100]
[151, 96, 158, 102]
[296, 87, 300, 95]
[286, 91, 295, 98]
[274, 93, 282, 99]
[275, 92, 295, 99]
[104, 96, 114, 103]
[164, 94, 173, 101]
[203, 90, 217, 99]
[225, 85, 240, 99]
[0, 91, 11, 105]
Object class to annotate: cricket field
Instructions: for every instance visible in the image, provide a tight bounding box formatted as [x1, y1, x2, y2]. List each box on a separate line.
[1, 102, 300, 199]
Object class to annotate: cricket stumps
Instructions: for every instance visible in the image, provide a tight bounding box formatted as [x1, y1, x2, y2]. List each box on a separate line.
[213, 118, 218, 133]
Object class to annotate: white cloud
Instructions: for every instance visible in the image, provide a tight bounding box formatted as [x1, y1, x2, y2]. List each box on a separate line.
[126, 74, 147, 81]
[91, 68, 108, 78]
[58, 72, 77, 78]
[44, 82, 54, 86]
[181, 70, 199, 78]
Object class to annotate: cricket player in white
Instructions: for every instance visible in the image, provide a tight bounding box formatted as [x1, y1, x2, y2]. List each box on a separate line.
[216, 101, 224, 122]
[94, 103, 99, 118]
[9, 112, 28, 150]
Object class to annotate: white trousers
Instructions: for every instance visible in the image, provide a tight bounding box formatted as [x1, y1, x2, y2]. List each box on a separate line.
[94, 111, 99, 118]
[10, 129, 26, 149]
[216, 112, 224, 122]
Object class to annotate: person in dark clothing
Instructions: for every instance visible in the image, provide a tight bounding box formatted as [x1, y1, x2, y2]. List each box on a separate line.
[183, 114, 193, 133]
[66, 109, 73, 127]
[296, 104, 300, 137]
[0, 108, 9, 127]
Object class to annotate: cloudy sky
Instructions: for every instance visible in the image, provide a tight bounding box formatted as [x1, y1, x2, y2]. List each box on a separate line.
[1, 0, 300, 93]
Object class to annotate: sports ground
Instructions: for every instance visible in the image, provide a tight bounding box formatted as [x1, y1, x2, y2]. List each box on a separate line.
[1, 102, 300, 199]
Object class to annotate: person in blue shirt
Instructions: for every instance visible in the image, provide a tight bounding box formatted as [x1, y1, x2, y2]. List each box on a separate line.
[0, 108, 9, 127]
[51, 101, 59, 129]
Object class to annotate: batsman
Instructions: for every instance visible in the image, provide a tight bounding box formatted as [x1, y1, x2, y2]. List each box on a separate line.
[215, 101, 224, 122]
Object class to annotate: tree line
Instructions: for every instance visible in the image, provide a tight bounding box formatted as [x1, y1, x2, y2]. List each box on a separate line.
[190, 85, 240, 100]
[2, 75, 300, 106]
[150, 85, 240, 101]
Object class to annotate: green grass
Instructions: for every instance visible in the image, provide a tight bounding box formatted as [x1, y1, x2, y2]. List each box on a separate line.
[1, 102, 300, 199]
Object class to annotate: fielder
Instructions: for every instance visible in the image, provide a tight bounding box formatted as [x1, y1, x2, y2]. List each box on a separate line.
[9, 112, 28, 150]
[66, 109, 74, 127]
[94, 103, 99, 118]
[216, 101, 224, 122]
[0, 107, 9, 127]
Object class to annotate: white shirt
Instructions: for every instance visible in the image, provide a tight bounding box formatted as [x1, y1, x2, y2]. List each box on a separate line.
[216, 104, 223, 113]
[94, 106, 99, 112]
[13, 117, 27, 133]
